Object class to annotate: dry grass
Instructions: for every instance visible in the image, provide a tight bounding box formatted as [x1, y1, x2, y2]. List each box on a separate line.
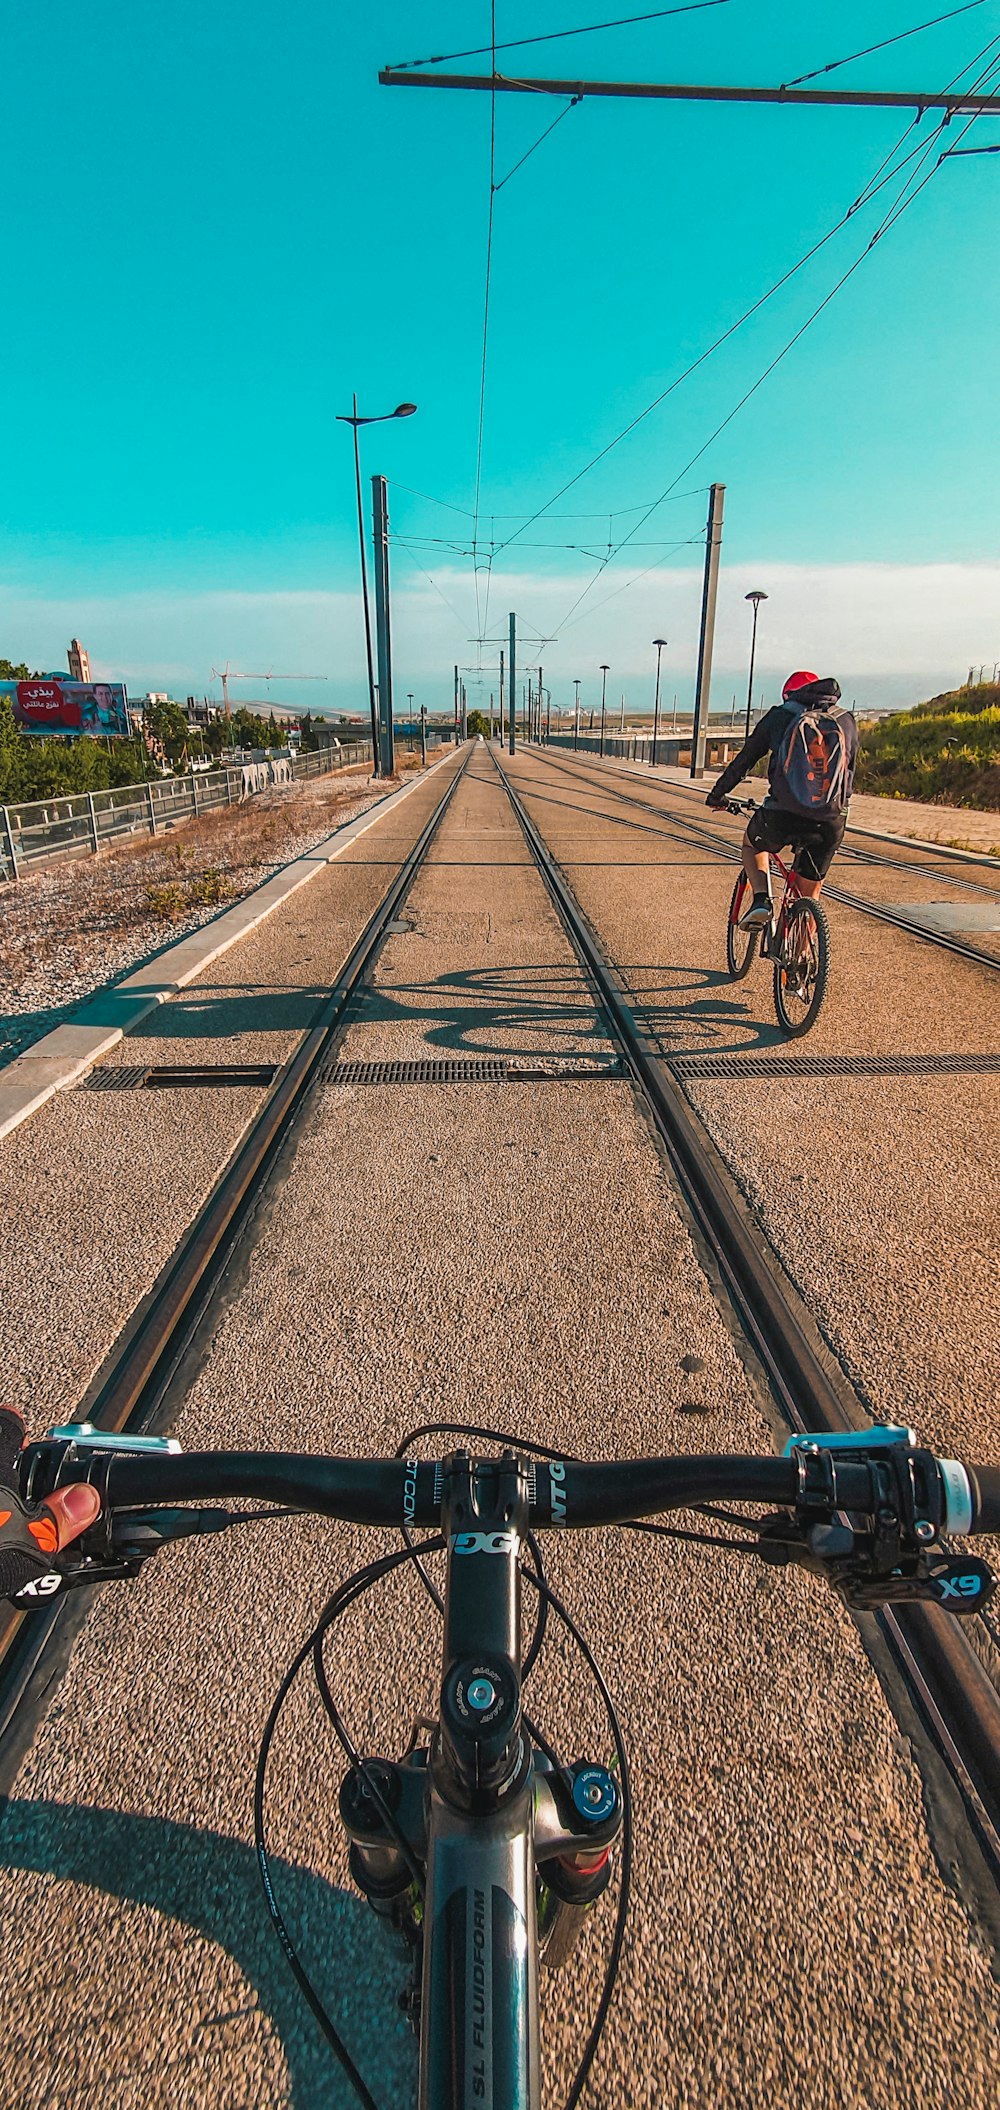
[0, 763, 392, 1059]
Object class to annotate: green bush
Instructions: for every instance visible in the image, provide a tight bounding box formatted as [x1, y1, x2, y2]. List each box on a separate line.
[856, 683, 1000, 811]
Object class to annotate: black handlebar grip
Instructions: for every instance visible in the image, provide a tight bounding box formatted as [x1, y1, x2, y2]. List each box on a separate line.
[968, 1466, 1000, 1534]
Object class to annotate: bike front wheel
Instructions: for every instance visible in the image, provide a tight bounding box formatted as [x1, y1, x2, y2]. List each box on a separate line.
[725, 874, 760, 979]
[773, 897, 830, 1036]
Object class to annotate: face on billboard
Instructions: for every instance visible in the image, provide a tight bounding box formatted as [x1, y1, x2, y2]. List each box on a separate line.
[2, 679, 130, 738]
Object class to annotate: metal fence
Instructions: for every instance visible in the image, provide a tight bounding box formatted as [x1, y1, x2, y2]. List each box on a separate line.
[0, 739, 376, 882]
[544, 729, 747, 770]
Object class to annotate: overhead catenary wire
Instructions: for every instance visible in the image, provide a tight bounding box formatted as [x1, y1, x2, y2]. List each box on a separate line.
[390, 0, 732, 73]
[541, 40, 1000, 639]
[493, 92, 583, 192]
[392, 537, 478, 637]
[490, 23, 1000, 559]
[471, 3, 498, 644]
[783, 0, 987, 89]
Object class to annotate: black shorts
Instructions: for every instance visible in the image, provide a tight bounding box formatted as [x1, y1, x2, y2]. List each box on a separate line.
[745, 804, 846, 883]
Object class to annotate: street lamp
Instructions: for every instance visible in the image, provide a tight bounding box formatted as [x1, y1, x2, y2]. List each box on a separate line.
[651, 639, 668, 766]
[336, 396, 417, 776]
[599, 664, 610, 757]
[573, 678, 582, 751]
[744, 591, 768, 743]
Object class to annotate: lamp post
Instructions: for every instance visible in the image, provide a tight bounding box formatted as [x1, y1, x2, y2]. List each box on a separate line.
[651, 638, 668, 767]
[599, 664, 610, 757]
[744, 590, 768, 744]
[573, 678, 581, 750]
[335, 396, 416, 776]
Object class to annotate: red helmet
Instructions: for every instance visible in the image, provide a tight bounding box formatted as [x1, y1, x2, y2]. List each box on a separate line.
[782, 670, 819, 701]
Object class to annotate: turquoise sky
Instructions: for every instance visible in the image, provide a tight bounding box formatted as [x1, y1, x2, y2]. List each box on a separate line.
[3, 2, 999, 711]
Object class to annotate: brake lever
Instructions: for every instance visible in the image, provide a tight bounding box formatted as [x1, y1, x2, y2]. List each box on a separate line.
[14, 1507, 246, 1605]
[755, 1513, 996, 1617]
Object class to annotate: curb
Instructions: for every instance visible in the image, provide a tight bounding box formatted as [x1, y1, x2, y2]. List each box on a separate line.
[0, 751, 457, 1144]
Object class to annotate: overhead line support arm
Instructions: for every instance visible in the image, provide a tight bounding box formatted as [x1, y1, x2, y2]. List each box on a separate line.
[378, 69, 1000, 115]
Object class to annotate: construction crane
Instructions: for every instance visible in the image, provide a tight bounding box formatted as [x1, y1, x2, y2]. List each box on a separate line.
[210, 664, 329, 719]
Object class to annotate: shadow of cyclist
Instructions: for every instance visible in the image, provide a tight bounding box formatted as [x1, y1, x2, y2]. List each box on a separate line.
[0, 1796, 415, 2107]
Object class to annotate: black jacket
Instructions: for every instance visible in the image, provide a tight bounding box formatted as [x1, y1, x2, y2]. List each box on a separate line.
[712, 703, 858, 812]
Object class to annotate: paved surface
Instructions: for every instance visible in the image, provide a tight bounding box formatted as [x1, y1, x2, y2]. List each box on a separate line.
[0, 758, 462, 1422]
[0, 756, 454, 1140]
[509, 745, 1000, 1482]
[1, 747, 998, 2106]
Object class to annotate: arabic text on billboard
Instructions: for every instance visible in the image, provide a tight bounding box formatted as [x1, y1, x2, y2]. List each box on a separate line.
[1, 679, 130, 739]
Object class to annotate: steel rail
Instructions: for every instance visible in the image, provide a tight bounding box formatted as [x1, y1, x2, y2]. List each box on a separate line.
[492, 745, 1000, 1882]
[548, 743, 1000, 889]
[530, 746, 1000, 975]
[0, 752, 469, 1761]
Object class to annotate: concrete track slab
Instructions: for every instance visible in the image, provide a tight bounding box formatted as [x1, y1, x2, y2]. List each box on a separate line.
[514, 749, 1000, 1060]
[0, 762, 462, 1422]
[0, 748, 998, 2107]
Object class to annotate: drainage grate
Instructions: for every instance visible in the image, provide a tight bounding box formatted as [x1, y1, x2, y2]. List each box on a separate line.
[322, 1056, 624, 1086]
[85, 1063, 279, 1092]
[670, 1051, 1000, 1082]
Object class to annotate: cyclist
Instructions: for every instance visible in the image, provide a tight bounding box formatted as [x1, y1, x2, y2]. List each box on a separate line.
[0, 1407, 100, 1599]
[707, 672, 858, 927]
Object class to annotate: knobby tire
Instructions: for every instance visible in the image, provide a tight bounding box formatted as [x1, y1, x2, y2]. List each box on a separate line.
[773, 897, 830, 1036]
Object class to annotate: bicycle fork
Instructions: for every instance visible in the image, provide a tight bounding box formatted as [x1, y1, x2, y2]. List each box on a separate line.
[341, 1452, 622, 2109]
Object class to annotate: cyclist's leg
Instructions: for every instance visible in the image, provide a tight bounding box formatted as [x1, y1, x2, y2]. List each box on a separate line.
[740, 809, 782, 924]
[741, 826, 771, 891]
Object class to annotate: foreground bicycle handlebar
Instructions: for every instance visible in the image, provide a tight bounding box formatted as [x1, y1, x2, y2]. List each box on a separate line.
[12, 1421, 1000, 2110]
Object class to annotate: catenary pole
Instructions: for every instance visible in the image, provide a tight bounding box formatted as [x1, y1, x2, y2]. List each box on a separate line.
[690, 482, 725, 780]
[508, 614, 516, 757]
[351, 395, 381, 776]
[371, 474, 395, 777]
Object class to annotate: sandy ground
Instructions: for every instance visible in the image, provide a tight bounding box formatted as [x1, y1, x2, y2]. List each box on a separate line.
[0, 751, 997, 2108]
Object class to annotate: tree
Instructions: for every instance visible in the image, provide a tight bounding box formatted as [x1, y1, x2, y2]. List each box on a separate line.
[467, 709, 490, 737]
[0, 690, 24, 802]
[0, 659, 30, 681]
[145, 698, 190, 767]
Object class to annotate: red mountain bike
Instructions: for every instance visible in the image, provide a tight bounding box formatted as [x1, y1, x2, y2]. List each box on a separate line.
[722, 798, 831, 1036]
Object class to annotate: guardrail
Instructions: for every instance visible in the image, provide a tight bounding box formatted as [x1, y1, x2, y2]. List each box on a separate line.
[0, 740, 376, 882]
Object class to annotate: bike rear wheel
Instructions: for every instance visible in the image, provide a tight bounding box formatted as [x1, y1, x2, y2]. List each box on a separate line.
[773, 897, 830, 1036]
[725, 874, 760, 979]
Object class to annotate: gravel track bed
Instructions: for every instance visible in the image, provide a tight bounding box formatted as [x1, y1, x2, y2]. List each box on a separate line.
[0, 766, 390, 1069]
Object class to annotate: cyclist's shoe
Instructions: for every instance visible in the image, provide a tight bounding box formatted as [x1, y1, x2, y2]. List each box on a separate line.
[739, 892, 773, 928]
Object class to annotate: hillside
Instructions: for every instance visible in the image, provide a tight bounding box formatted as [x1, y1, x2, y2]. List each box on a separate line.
[855, 680, 1000, 811]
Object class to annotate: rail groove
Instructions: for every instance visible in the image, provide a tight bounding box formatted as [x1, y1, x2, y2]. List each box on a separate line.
[493, 746, 1000, 1886]
[0, 752, 468, 1759]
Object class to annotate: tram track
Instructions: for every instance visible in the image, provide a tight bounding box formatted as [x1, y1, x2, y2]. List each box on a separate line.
[492, 744, 1000, 1901]
[0, 749, 470, 1772]
[3, 730, 999, 1931]
[530, 747, 1000, 977]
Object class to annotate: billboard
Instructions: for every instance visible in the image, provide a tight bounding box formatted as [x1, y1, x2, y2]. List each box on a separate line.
[1, 678, 130, 739]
